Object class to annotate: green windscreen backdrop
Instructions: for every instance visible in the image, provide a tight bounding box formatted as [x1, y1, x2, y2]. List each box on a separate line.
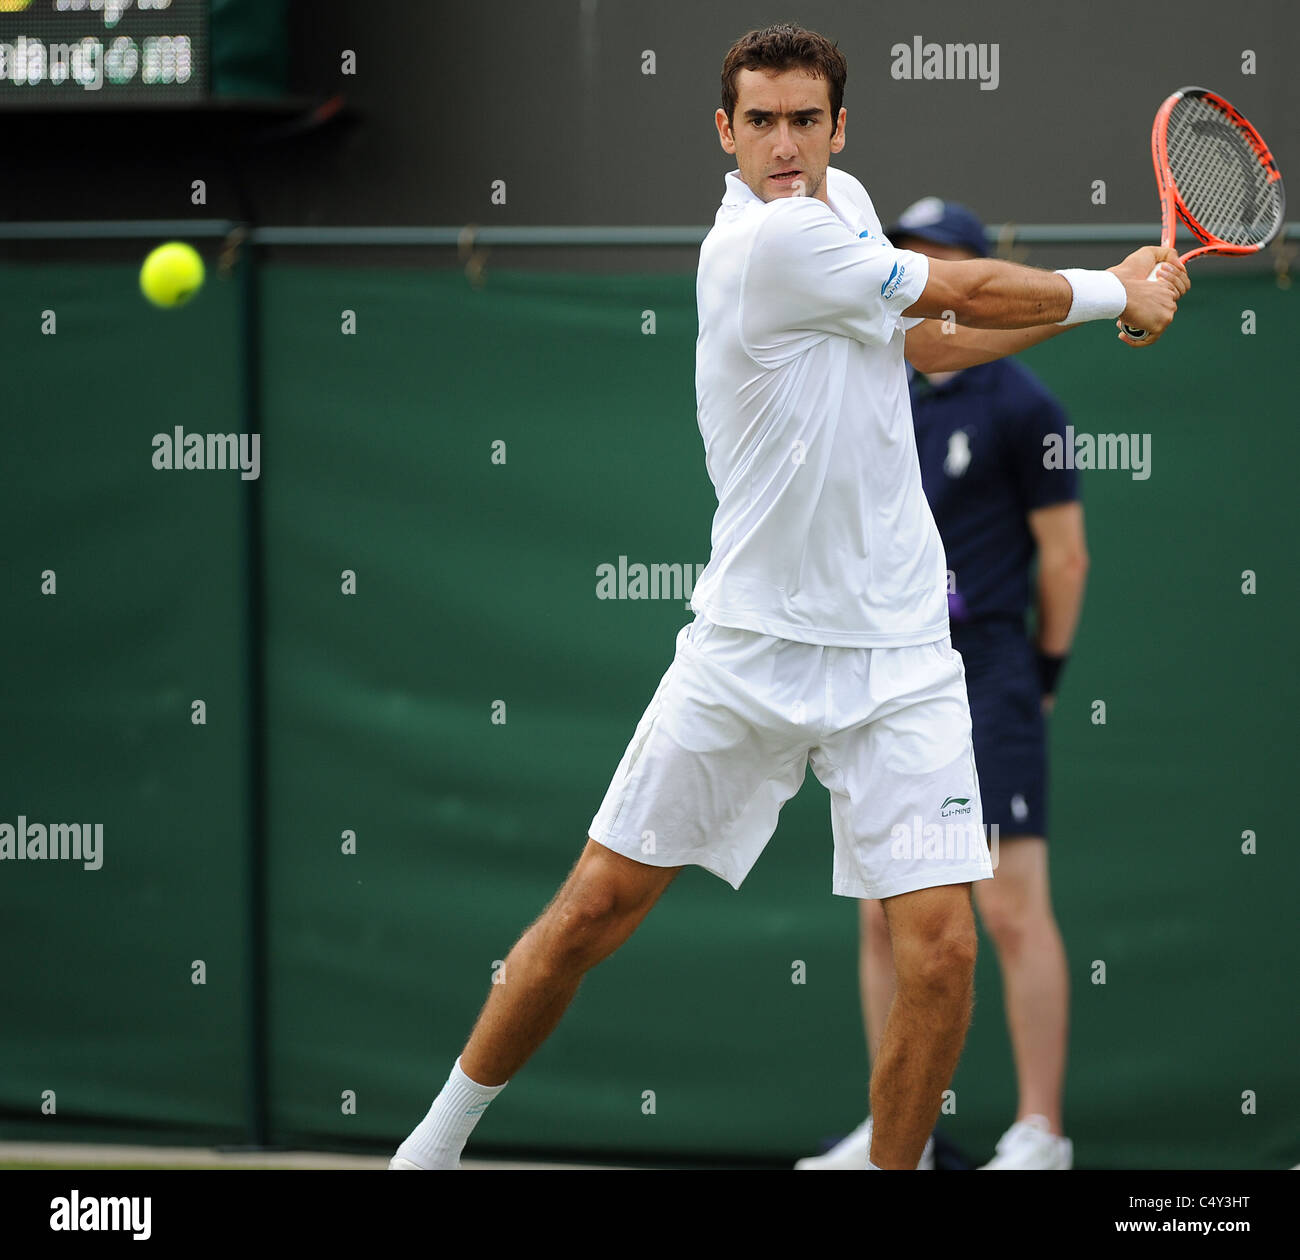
[1, 261, 1295, 1168]
[1, 262, 250, 1145]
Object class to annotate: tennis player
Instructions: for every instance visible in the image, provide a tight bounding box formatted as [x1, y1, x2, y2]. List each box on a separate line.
[797, 197, 1087, 1171]
[391, 23, 1187, 1171]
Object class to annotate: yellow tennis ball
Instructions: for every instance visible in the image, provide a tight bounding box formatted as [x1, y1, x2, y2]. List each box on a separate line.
[140, 242, 205, 308]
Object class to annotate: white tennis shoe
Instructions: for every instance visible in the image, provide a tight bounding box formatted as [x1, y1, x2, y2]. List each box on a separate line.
[795, 1116, 935, 1170]
[978, 1115, 1073, 1169]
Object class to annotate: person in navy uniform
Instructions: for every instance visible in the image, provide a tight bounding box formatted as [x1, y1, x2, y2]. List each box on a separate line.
[798, 199, 1087, 1170]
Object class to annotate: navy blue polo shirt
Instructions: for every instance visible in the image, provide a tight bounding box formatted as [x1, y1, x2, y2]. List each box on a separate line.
[910, 358, 1077, 626]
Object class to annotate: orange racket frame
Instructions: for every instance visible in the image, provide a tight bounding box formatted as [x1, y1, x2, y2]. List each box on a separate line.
[1152, 85, 1284, 263]
[1123, 86, 1284, 338]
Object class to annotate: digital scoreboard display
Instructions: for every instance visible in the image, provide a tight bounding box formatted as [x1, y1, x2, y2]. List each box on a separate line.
[0, 0, 207, 106]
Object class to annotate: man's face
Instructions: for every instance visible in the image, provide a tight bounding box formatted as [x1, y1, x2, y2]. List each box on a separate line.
[715, 67, 846, 204]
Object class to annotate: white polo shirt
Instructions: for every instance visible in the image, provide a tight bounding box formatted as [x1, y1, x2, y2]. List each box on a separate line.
[690, 165, 949, 647]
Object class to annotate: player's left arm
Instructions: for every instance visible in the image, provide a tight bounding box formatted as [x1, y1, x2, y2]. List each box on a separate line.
[904, 245, 1191, 372]
[1030, 502, 1089, 715]
[904, 319, 1073, 374]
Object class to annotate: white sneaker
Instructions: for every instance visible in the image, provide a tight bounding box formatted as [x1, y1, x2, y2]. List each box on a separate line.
[387, 1156, 460, 1170]
[978, 1115, 1073, 1169]
[795, 1116, 935, 1170]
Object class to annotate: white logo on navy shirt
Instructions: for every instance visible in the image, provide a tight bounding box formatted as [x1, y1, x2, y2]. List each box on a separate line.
[944, 429, 972, 477]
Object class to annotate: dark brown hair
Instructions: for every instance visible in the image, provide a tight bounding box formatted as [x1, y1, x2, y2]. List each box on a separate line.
[720, 24, 847, 126]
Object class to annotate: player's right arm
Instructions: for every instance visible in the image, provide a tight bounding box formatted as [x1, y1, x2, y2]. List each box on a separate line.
[903, 248, 1187, 345]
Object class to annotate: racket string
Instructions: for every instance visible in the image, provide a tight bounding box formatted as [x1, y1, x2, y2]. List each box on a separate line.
[1166, 95, 1282, 247]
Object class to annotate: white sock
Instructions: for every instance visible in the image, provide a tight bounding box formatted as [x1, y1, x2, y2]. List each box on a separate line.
[866, 1160, 883, 1170]
[394, 1057, 507, 1169]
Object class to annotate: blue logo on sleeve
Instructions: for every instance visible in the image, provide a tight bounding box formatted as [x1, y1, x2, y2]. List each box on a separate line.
[881, 260, 906, 299]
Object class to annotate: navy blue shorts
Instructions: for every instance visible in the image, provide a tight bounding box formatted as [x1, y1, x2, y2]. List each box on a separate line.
[950, 620, 1048, 840]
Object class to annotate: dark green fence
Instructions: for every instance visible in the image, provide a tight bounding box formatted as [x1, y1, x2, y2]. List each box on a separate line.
[1, 260, 1295, 1167]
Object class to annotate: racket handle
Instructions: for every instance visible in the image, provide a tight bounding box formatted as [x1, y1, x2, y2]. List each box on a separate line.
[1120, 265, 1163, 340]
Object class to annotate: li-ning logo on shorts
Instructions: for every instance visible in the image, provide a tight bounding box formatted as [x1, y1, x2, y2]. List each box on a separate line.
[881, 261, 906, 299]
[940, 796, 971, 818]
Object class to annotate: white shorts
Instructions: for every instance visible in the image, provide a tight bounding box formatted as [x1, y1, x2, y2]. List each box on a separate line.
[589, 615, 994, 899]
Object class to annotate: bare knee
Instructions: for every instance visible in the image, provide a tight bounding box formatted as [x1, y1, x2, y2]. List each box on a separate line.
[975, 864, 1054, 957]
[976, 838, 1054, 955]
[976, 885, 1028, 955]
[894, 921, 977, 1004]
[532, 841, 675, 970]
[540, 880, 624, 962]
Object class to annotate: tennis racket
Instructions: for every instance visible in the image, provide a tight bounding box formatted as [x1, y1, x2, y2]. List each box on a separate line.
[1122, 86, 1285, 340]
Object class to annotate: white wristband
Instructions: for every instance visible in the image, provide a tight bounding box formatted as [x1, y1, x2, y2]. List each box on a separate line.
[1054, 268, 1127, 325]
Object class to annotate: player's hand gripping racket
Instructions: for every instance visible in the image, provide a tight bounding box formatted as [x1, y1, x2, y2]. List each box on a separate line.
[1123, 86, 1285, 340]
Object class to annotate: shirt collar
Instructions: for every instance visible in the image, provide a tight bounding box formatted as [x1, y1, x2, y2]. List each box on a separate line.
[722, 167, 873, 236]
[722, 169, 762, 207]
[720, 168, 859, 231]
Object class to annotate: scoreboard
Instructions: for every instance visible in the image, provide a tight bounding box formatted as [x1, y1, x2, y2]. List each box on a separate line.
[0, 0, 207, 106]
